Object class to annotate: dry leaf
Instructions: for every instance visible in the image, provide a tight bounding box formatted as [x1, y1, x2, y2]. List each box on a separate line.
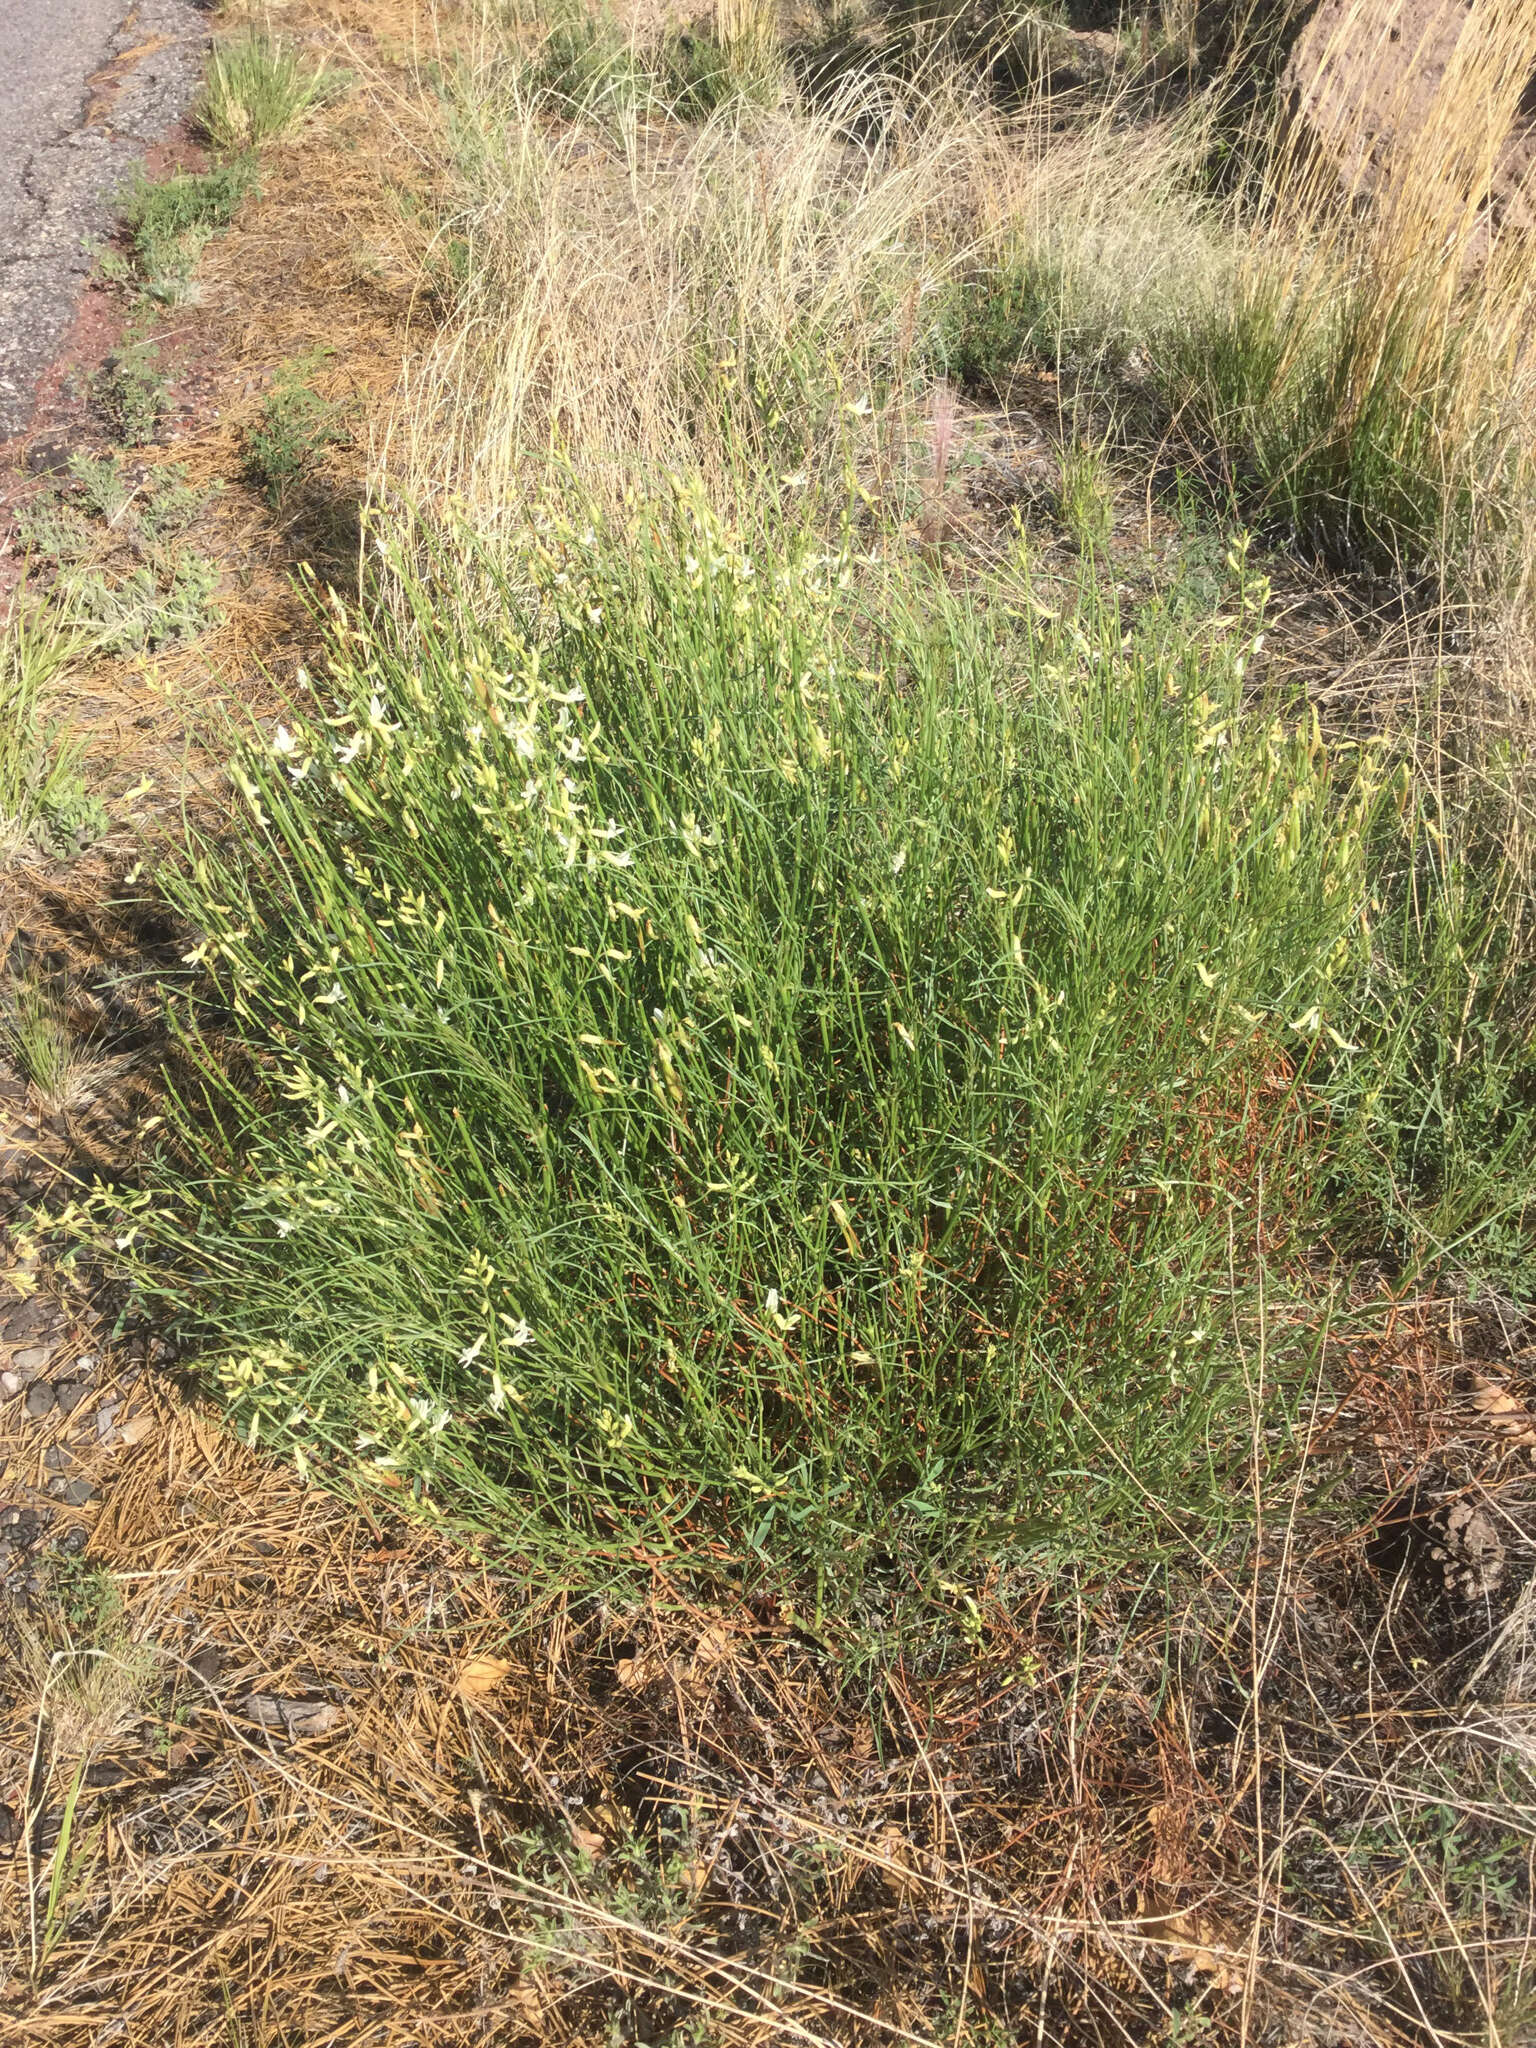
[569, 1822, 606, 1857]
[244, 1694, 342, 1737]
[458, 1653, 513, 1698]
[1147, 1910, 1244, 1996]
[117, 1412, 155, 1447]
[690, 1625, 732, 1673]
[1471, 1374, 1536, 1445]
[617, 1652, 669, 1689]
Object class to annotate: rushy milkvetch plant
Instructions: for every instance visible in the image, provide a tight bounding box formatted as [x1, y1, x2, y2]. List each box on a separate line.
[70, 496, 1416, 1589]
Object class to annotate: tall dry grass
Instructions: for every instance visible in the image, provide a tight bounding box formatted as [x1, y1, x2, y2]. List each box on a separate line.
[386, 18, 1226, 529]
[1166, 0, 1536, 599]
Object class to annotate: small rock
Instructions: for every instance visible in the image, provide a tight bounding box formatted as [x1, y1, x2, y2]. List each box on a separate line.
[1, 1299, 55, 1343]
[190, 1645, 223, 1683]
[24, 1382, 55, 1419]
[96, 1401, 121, 1440]
[55, 1382, 85, 1417]
[59, 1479, 94, 1507]
[116, 1412, 154, 1447]
[13, 1345, 57, 1376]
[0, 1371, 19, 1396]
[0, 1805, 16, 1845]
[25, 438, 74, 475]
[83, 1761, 130, 1788]
[75, 1354, 97, 1375]
[44, 1446, 71, 1473]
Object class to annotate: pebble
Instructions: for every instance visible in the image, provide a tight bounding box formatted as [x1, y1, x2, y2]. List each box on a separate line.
[44, 1446, 71, 1473]
[55, 1381, 85, 1416]
[24, 1382, 55, 1419]
[0, 1371, 19, 1396]
[61, 1479, 94, 1507]
[96, 1400, 121, 1440]
[13, 1345, 57, 1375]
[1, 1298, 53, 1343]
[75, 1354, 97, 1375]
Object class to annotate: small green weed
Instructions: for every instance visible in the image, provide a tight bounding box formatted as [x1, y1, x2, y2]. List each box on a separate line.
[0, 611, 91, 862]
[940, 255, 1071, 394]
[117, 158, 260, 304]
[18, 456, 221, 657]
[93, 341, 168, 445]
[63, 552, 221, 655]
[1056, 440, 1115, 550]
[242, 357, 349, 509]
[198, 32, 346, 153]
[43, 1553, 124, 1644]
[526, 2, 772, 117]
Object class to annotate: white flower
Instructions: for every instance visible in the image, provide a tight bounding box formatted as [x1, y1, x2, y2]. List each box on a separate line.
[367, 694, 401, 733]
[588, 606, 603, 625]
[458, 1333, 487, 1368]
[335, 734, 364, 766]
[500, 1317, 534, 1348]
[313, 982, 345, 1006]
[891, 848, 907, 876]
[894, 1021, 916, 1051]
[274, 1218, 294, 1238]
[272, 724, 297, 756]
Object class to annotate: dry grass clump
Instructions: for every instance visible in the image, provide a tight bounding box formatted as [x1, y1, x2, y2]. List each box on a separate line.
[1163, 0, 1536, 598]
[389, 21, 1226, 528]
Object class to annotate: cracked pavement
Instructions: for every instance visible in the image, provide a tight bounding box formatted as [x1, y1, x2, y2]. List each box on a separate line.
[0, 0, 209, 439]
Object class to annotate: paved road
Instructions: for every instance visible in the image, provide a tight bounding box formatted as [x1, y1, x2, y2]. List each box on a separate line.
[0, 0, 208, 438]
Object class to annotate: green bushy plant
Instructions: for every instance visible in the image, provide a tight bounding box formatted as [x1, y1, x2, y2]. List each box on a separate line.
[118, 158, 260, 303]
[198, 31, 346, 153]
[242, 358, 350, 508]
[63, 551, 221, 654]
[939, 251, 1129, 394]
[93, 341, 168, 445]
[73, 495, 1534, 1601]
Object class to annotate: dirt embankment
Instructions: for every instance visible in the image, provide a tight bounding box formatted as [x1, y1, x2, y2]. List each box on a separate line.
[1287, 0, 1536, 223]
